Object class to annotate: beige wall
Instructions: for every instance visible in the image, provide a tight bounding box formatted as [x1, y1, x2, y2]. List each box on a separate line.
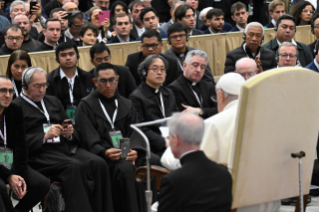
[0, 26, 315, 77]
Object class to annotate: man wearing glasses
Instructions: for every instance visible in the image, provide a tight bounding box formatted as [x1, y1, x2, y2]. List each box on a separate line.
[277, 42, 300, 67]
[125, 29, 180, 86]
[64, 11, 85, 46]
[75, 63, 145, 212]
[163, 23, 215, 84]
[14, 67, 114, 212]
[0, 24, 23, 55]
[263, 14, 313, 67]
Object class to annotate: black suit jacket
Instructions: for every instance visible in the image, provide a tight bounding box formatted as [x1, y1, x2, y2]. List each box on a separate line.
[107, 35, 135, 44]
[129, 82, 176, 155]
[46, 66, 95, 109]
[130, 24, 139, 40]
[0, 102, 28, 183]
[224, 43, 277, 73]
[191, 29, 204, 36]
[158, 151, 232, 212]
[309, 40, 317, 58]
[195, 10, 204, 30]
[0, 43, 13, 55]
[38, 31, 73, 44]
[264, 22, 275, 29]
[125, 52, 181, 86]
[89, 65, 137, 98]
[36, 42, 56, 52]
[168, 74, 217, 118]
[263, 38, 314, 67]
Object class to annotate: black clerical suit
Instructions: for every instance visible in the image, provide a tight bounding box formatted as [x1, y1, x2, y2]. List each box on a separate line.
[163, 46, 215, 85]
[46, 67, 95, 110]
[0, 43, 14, 55]
[36, 42, 57, 51]
[129, 82, 176, 156]
[11, 79, 22, 100]
[21, 38, 41, 53]
[168, 74, 217, 119]
[14, 94, 113, 212]
[75, 90, 146, 212]
[0, 102, 49, 212]
[37, 31, 72, 45]
[158, 151, 232, 212]
[125, 52, 181, 86]
[89, 65, 137, 98]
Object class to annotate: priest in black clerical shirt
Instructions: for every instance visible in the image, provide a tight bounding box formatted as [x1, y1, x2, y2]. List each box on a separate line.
[129, 55, 176, 156]
[14, 67, 113, 212]
[75, 63, 146, 212]
[168, 50, 217, 118]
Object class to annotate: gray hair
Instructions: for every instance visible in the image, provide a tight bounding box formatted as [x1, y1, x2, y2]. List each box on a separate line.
[12, 14, 30, 24]
[184, 49, 209, 65]
[199, 7, 213, 22]
[138, 54, 168, 79]
[168, 112, 205, 145]
[172, 0, 184, 10]
[10, 1, 26, 13]
[244, 22, 264, 36]
[22, 67, 47, 89]
[235, 57, 257, 70]
[277, 41, 299, 57]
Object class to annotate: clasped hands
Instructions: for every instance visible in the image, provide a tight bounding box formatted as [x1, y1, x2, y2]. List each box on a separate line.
[44, 124, 73, 141]
[105, 148, 138, 165]
[7, 174, 26, 199]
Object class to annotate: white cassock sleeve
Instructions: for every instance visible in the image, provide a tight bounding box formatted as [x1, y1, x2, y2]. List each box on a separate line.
[160, 147, 181, 171]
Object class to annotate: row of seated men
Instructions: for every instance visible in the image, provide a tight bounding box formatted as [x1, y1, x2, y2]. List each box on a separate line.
[0, 16, 316, 211]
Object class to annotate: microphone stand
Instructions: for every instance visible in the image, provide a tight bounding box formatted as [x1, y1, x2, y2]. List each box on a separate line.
[130, 117, 171, 212]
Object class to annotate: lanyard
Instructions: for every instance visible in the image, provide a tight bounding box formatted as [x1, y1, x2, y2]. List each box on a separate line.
[177, 59, 184, 71]
[68, 80, 74, 104]
[158, 92, 166, 118]
[188, 84, 203, 108]
[98, 99, 118, 130]
[21, 92, 50, 124]
[0, 116, 6, 148]
[11, 78, 19, 97]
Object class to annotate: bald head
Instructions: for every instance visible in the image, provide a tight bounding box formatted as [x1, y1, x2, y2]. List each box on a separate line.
[62, 2, 78, 12]
[235, 57, 257, 80]
[63, 0, 79, 5]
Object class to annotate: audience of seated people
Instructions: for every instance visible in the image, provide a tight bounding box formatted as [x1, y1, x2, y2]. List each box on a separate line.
[1, 0, 319, 211]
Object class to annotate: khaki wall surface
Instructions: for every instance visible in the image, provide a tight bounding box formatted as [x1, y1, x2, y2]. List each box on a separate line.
[0, 26, 315, 77]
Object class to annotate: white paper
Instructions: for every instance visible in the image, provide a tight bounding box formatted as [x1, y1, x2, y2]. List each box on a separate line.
[159, 126, 169, 138]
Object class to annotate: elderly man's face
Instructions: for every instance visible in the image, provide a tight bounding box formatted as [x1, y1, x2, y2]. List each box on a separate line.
[277, 45, 298, 67]
[183, 55, 206, 83]
[235, 62, 257, 80]
[245, 25, 263, 53]
[10, 4, 26, 19]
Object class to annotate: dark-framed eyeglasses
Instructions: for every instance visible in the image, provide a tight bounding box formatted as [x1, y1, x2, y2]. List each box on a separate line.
[142, 43, 160, 49]
[97, 77, 117, 85]
[279, 53, 297, 59]
[169, 34, 187, 40]
[0, 88, 14, 95]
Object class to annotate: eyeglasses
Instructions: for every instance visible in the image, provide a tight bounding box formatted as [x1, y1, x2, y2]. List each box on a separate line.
[142, 43, 160, 49]
[148, 68, 166, 73]
[238, 72, 255, 78]
[97, 78, 117, 85]
[7, 36, 23, 41]
[93, 15, 99, 20]
[279, 53, 297, 59]
[302, 9, 314, 14]
[32, 83, 49, 89]
[72, 24, 83, 29]
[314, 25, 319, 29]
[169, 34, 187, 40]
[0, 88, 14, 95]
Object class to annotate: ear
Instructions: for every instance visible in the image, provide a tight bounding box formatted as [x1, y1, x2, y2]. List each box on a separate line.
[269, 12, 273, 19]
[90, 58, 94, 66]
[183, 61, 187, 69]
[80, 35, 83, 40]
[113, 25, 116, 31]
[4, 36, 7, 42]
[231, 15, 235, 21]
[92, 78, 98, 87]
[205, 18, 210, 26]
[43, 28, 46, 36]
[130, 23, 133, 30]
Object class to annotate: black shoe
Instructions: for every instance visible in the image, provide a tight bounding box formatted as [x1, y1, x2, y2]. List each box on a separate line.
[281, 196, 311, 205]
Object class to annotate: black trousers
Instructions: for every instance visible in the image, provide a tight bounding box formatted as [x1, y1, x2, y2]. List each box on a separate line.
[0, 166, 50, 212]
[107, 159, 146, 212]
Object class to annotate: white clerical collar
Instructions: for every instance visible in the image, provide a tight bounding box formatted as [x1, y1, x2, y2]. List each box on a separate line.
[271, 19, 276, 27]
[180, 149, 198, 161]
[60, 68, 78, 82]
[135, 25, 145, 37]
[191, 82, 197, 86]
[277, 38, 297, 46]
[44, 41, 57, 49]
[170, 19, 174, 24]
[117, 35, 130, 43]
[314, 59, 319, 71]
[237, 25, 245, 32]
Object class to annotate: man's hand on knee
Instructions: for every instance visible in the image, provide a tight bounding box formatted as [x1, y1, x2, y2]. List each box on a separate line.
[7, 175, 27, 199]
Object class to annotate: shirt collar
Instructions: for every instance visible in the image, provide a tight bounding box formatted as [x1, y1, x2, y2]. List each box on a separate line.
[271, 19, 276, 27]
[117, 35, 130, 43]
[59, 67, 78, 81]
[44, 41, 57, 49]
[314, 59, 319, 70]
[236, 25, 245, 31]
[277, 38, 297, 46]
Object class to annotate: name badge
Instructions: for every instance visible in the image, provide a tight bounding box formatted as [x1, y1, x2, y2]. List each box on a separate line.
[66, 105, 77, 124]
[43, 124, 60, 143]
[0, 147, 13, 170]
[109, 131, 123, 149]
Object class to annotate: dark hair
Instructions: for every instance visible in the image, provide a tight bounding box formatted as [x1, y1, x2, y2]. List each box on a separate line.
[110, 1, 129, 24]
[138, 54, 168, 81]
[90, 43, 111, 59]
[5, 24, 23, 36]
[206, 8, 224, 21]
[114, 13, 132, 25]
[174, 4, 194, 21]
[6, 50, 32, 79]
[311, 13, 319, 34]
[231, 2, 247, 15]
[167, 22, 187, 37]
[69, 11, 84, 25]
[141, 29, 162, 43]
[276, 14, 296, 28]
[55, 42, 79, 61]
[50, 8, 66, 18]
[44, 18, 61, 30]
[95, 63, 117, 78]
[79, 23, 99, 38]
[140, 7, 158, 22]
[129, 0, 145, 12]
[291, 1, 315, 25]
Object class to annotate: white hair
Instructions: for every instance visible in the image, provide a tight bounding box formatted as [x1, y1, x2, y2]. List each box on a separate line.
[199, 7, 213, 22]
[184, 50, 209, 65]
[244, 22, 264, 36]
[10, 0, 26, 13]
[235, 57, 257, 70]
[22, 67, 47, 89]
